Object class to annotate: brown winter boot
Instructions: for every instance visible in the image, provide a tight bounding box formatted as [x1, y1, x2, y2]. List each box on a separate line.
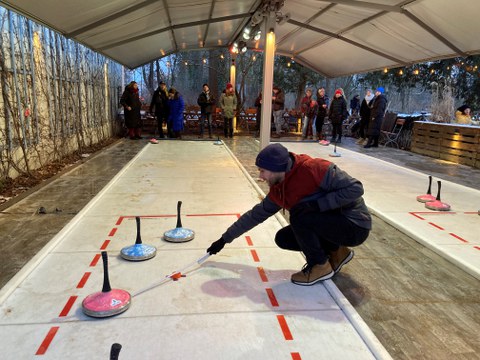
[291, 262, 334, 286]
[329, 246, 354, 274]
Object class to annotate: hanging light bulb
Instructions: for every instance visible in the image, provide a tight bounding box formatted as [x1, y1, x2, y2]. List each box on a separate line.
[383, 68, 388, 73]
[242, 27, 251, 40]
[254, 30, 262, 41]
[399, 69, 404, 75]
[413, 69, 419, 75]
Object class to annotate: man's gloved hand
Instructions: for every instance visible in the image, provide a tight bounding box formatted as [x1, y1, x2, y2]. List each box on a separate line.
[290, 200, 320, 218]
[207, 237, 226, 255]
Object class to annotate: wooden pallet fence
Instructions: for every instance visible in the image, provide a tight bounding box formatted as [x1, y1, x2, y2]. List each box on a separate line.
[411, 122, 480, 168]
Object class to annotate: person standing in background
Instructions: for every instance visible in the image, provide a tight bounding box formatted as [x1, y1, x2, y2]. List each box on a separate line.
[197, 83, 216, 139]
[150, 81, 169, 139]
[357, 89, 374, 145]
[120, 81, 142, 140]
[220, 83, 237, 138]
[365, 87, 388, 148]
[272, 86, 285, 137]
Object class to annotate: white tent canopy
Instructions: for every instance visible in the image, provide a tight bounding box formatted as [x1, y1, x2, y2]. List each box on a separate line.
[1, 0, 480, 77]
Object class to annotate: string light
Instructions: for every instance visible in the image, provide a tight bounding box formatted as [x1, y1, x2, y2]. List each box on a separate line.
[399, 69, 404, 75]
[413, 69, 419, 75]
[383, 68, 388, 73]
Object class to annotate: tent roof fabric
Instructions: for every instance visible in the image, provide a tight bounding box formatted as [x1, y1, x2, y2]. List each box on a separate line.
[1, 0, 479, 77]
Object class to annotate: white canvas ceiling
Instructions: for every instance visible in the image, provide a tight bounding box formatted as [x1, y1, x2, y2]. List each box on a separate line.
[1, 0, 479, 78]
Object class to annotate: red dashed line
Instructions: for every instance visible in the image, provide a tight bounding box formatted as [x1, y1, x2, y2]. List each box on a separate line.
[428, 222, 444, 230]
[257, 267, 268, 282]
[100, 240, 110, 250]
[90, 254, 101, 267]
[409, 212, 425, 220]
[115, 217, 124, 225]
[35, 326, 59, 355]
[76, 272, 91, 288]
[108, 228, 117, 237]
[59, 296, 78, 317]
[449, 233, 468, 243]
[245, 236, 253, 246]
[291, 353, 302, 360]
[266, 288, 279, 307]
[474, 246, 480, 251]
[250, 249, 260, 262]
[277, 315, 293, 340]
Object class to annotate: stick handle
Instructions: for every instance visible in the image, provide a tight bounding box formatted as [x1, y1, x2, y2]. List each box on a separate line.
[135, 216, 142, 245]
[427, 175, 432, 195]
[110, 343, 122, 360]
[176, 201, 183, 228]
[101, 251, 112, 293]
[436, 181, 442, 201]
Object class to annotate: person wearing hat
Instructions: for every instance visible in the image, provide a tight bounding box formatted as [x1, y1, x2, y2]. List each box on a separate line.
[197, 83, 216, 138]
[167, 87, 185, 139]
[120, 81, 143, 140]
[328, 89, 349, 143]
[206, 143, 371, 286]
[220, 83, 237, 138]
[150, 81, 170, 138]
[455, 104, 472, 125]
[364, 87, 388, 148]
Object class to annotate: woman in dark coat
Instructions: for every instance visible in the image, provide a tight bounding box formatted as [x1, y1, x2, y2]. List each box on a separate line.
[120, 81, 142, 140]
[365, 87, 388, 148]
[357, 89, 374, 144]
[167, 87, 185, 139]
[328, 89, 348, 143]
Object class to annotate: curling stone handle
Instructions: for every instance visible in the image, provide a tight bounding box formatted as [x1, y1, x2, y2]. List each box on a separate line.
[135, 216, 142, 245]
[427, 175, 432, 195]
[101, 251, 112, 293]
[176, 201, 183, 228]
[436, 181, 441, 201]
[110, 343, 122, 360]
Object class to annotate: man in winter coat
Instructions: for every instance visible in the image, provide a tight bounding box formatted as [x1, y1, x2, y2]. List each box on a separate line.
[197, 83, 216, 138]
[328, 89, 348, 143]
[365, 87, 388, 148]
[315, 88, 329, 141]
[150, 81, 169, 138]
[206, 143, 371, 286]
[120, 81, 142, 140]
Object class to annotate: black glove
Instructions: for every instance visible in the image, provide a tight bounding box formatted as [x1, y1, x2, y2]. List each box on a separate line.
[290, 200, 320, 218]
[207, 238, 226, 255]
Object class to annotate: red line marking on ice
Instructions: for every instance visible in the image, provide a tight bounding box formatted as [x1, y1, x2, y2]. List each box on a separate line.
[115, 217, 124, 225]
[187, 213, 241, 217]
[100, 240, 110, 250]
[250, 249, 260, 262]
[449, 233, 468, 243]
[291, 353, 302, 360]
[90, 254, 101, 267]
[428, 222, 444, 230]
[464, 212, 479, 214]
[474, 246, 480, 251]
[76, 272, 91, 288]
[59, 296, 78, 317]
[108, 228, 117, 237]
[409, 212, 425, 220]
[245, 236, 253, 246]
[35, 326, 59, 355]
[266, 288, 279, 307]
[257, 267, 268, 282]
[277, 315, 293, 340]
[411, 211, 456, 215]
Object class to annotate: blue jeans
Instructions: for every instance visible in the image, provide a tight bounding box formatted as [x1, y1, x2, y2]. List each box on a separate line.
[302, 116, 316, 138]
[200, 113, 212, 136]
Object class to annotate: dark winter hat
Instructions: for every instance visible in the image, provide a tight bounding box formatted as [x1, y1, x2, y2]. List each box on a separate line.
[376, 86, 384, 94]
[159, 81, 166, 85]
[202, 83, 209, 88]
[255, 144, 290, 172]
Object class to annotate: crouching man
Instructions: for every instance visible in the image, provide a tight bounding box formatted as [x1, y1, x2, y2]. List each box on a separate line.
[207, 143, 371, 286]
